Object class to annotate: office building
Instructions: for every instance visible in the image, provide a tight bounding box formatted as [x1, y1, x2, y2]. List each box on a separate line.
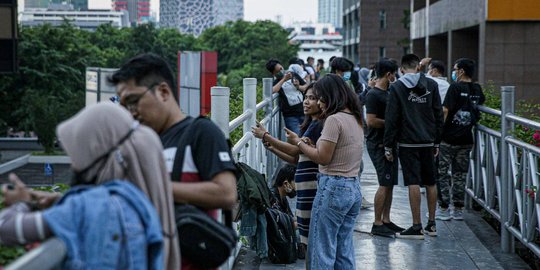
[342, 0, 409, 66]
[411, 0, 540, 101]
[160, 0, 243, 36]
[318, 0, 342, 28]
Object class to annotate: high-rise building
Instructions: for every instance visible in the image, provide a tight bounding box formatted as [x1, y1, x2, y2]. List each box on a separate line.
[411, 0, 540, 102]
[318, 0, 342, 28]
[113, 0, 150, 25]
[160, 0, 243, 36]
[342, 0, 409, 66]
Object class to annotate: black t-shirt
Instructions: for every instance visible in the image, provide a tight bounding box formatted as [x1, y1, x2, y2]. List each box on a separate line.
[365, 87, 388, 143]
[273, 78, 304, 117]
[442, 82, 485, 145]
[160, 116, 237, 182]
[271, 187, 292, 216]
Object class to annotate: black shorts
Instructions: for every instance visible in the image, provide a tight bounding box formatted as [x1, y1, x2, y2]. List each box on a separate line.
[398, 147, 436, 186]
[367, 141, 398, 186]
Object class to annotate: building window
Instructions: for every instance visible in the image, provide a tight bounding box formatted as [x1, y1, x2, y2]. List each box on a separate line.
[379, 10, 386, 30]
[379, 47, 386, 58]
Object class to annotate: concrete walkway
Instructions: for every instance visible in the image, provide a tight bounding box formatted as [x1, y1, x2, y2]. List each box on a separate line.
[233, 150, 531, 270]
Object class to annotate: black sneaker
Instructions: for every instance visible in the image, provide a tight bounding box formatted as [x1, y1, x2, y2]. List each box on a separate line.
[424, 222, 437, 237]
[383, 221, 405, 232]
[396, 226, 425, 240]
[371, 224, 396, 238]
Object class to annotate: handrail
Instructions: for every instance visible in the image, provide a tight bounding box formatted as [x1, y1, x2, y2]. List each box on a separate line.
[478, 105, 501, 116]
[6, 238, 66, 270]
[506, 113, 540, 131]
[229, 110, 253, 133]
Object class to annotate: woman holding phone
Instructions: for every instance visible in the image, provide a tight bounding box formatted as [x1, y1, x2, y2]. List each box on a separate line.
[285, 74, 364, 269]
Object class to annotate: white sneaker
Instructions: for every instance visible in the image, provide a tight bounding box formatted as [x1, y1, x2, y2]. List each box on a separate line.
[435, 208, 452, 221]
[452, 208, 464, 220]
[361, 197, 374, 209]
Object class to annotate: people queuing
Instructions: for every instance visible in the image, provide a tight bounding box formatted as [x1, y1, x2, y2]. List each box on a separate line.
[0, 51, 486, 270]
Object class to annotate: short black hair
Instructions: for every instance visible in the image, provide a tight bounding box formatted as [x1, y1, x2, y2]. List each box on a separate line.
[330, 57, 353, 73]
[401, 54, 420, 70]
[317, 58, 324, 65]
[273, 164, 296, 187]
[307, 56, 314, 62]
[329, 56, 336, 65]
[429, 60, 445, 75]
[109, 53, 177, 100]
[288, 57, 299, 65]
[296, 58, 305, 66]
[455, 58, 475, 78]
[375, 59, 398, 78]
[266, 59, 281, 74]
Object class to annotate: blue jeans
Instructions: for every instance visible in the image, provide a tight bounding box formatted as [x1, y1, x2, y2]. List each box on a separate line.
[284, 115, 304, 134]
[307, 174, 362, 270]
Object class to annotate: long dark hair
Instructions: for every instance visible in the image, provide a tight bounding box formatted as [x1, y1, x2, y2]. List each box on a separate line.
[299, 83, 319, 135]
[313, 74, 363, 125]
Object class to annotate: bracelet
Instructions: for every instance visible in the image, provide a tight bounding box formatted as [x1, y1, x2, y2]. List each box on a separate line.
[296, 140, 303, 146]
[262, 132, 270, 142]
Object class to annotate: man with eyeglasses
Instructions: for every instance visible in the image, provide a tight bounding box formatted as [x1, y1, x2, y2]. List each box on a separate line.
[109, 53, 237, 269]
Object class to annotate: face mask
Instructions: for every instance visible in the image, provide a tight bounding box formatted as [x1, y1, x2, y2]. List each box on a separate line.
[286, 188, 297, 198]
[343, 71, 352, 81]
[275, 70, 284, 80]
[451, 70, 458, 82]
[71, 121, 138, 186]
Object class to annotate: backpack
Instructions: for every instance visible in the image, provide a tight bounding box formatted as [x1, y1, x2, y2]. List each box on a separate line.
[265, 207, 297, 264]
[171, 116, 238, 269]
[442, 84, 481, 144]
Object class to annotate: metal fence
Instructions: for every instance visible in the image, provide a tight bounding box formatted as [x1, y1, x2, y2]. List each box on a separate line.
[6, 78, 283, 270]
[466, 86, 540, 257]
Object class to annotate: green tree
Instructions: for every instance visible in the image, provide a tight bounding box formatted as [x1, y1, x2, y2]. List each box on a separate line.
[199, 20, 298, 79]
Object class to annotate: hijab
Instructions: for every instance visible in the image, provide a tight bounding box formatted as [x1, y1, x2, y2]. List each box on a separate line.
[56, 102, 180, 270]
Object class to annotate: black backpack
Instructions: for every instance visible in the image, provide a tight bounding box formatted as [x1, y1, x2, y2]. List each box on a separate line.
[442, 84, 481, 144]
[265, 207, 297, 264]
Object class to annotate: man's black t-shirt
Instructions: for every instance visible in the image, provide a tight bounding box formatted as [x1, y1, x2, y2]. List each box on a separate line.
[365, 87, 388, 142]
[270, 187, 293, 216]
[160, 116, 237, 182]
[273, 78, 304, 117]
[442, 82, 485, 145]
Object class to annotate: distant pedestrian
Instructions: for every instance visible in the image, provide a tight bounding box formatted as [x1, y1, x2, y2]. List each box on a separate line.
[420, 58, 450, 101]
[384, 54, 444, 240]
[266, 59, 305, 134]
[437, 58, 485, 221]
[286, 74, 363, 269]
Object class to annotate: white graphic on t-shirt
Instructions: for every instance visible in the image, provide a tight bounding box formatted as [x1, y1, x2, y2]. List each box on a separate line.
[452, 110, 472, 126]
[219, 152, 231, 162]
[163, 147, 177, 173]
[163, 146, 198, 174]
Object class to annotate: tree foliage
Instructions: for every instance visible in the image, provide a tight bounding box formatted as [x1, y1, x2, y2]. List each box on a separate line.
[0, 20, 297, 152]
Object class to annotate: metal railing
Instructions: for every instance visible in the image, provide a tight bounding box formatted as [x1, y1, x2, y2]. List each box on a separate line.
[6, 78, 283, 270]
[466, 86, 540, 257]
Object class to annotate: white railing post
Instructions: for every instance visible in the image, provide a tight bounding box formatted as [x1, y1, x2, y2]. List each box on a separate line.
[263, 78, 273, 178]
[243, 78, 257, 166]
[211, 86, 231, 139]
[500, 85, 515, 253]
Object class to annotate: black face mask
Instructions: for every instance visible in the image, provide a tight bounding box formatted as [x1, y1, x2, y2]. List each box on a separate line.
[71, 122, 138, 186]
[275, 70, 285, 81]
[286, 189, 297, 198]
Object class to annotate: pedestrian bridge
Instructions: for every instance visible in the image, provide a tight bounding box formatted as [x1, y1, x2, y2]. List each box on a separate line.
[5, 80, 539, 269]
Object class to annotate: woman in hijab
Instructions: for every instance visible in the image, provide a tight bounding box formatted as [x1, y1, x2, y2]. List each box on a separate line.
[1, 103, 180, 269]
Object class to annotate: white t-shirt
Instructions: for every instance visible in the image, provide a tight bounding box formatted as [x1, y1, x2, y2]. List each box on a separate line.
[427, 75, 450, 103]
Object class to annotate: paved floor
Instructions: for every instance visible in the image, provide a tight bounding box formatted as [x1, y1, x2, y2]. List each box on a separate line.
[234, 150, 531, 270]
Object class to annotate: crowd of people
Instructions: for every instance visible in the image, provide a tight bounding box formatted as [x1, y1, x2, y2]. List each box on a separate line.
[259, 53, 485, 268]
[0, 52, 484, 270]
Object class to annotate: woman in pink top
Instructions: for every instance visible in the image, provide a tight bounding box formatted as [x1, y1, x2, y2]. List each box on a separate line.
[285, 74, 364, 269]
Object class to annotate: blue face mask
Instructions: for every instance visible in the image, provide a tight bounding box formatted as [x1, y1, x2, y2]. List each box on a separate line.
[343, 71, 351, 81]
[451, 70, 457, 82]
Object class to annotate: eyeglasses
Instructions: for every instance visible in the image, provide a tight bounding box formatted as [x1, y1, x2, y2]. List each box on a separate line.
[119, 83, 159, 113]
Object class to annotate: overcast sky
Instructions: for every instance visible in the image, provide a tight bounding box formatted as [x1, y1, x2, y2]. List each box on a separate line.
[243, 0, 318, 26]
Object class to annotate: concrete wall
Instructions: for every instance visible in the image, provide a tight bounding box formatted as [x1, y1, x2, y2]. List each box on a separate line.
[484, 22, 540, 102]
